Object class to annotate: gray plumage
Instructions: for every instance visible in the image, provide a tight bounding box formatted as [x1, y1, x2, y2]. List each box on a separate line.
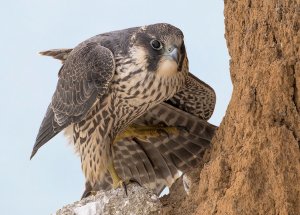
[32, 23, 217, 197]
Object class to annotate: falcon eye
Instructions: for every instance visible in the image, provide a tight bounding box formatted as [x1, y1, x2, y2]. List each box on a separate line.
[150, 39, 163, 50]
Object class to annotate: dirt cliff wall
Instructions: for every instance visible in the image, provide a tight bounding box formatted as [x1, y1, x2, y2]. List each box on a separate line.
[195, 1, 300, 214]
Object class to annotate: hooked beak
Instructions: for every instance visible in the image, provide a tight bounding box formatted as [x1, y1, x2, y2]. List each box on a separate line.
[167, 46, 179, 64]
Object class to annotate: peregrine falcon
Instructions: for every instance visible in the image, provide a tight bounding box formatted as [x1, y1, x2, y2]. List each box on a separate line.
[31, 23, 217, 197]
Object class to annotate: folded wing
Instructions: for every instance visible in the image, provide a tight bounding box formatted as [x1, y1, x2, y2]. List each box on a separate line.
[31, 43, 115, 158]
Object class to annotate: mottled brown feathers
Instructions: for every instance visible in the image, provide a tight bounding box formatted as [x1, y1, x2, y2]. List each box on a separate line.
[33, 23, 216, 198]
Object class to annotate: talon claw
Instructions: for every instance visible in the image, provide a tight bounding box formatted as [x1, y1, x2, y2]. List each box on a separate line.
[129, 178, 142, 187]
[120, 178, 141, 196]
[122, 181, 128, 196]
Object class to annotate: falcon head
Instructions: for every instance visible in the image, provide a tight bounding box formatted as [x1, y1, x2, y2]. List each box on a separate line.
[130, 23, 188, 77]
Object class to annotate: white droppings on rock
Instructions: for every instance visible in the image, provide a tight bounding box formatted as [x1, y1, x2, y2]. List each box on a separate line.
[151, 194, 158, 200]
[55, 184, 161, 215]
[183, 174, 192, 195]
[73, 202, 98, 215]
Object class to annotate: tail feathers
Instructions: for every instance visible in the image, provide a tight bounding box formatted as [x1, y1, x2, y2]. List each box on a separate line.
[132, 137, 180, 189]
[91, 137, 182, 195]
[82, 102, 217, 196]
[87, 119, 215, 196]
[39, 48, 72, 62]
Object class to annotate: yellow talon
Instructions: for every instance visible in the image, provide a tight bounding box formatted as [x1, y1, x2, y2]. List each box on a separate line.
[114, 124, 181, 143]
[107, 162, 123, 189]
[89, 191, 98, 196]
[107, 161, 141, 195]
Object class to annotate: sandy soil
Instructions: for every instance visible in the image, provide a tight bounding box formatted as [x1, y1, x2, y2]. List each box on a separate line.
[161, 1, 300, 214]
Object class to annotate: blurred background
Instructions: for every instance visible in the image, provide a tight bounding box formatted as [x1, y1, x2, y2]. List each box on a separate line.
[0, 1, 231, 214]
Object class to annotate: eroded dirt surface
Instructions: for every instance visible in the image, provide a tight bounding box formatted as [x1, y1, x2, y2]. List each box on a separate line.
[162, 1, 300, 215]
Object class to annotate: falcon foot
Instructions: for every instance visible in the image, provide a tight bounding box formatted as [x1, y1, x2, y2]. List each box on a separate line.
[114, 178, 142, 196]
[108, 161, 141, 195]
[114, 124, 181, 143]
[81, 182, 98, 199]
[81, 190, 97, 199]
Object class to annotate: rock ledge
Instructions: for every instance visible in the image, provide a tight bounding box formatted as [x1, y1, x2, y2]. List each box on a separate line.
[55, 185, 161, 215]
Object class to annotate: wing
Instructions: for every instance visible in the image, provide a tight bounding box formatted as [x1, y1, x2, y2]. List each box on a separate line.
[166, 72, 216, 120]
[39, 48, 73, 63]
[39, 49, 73, 63]
[31, 42, 115, 159]
[90, 103, 216, 195]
